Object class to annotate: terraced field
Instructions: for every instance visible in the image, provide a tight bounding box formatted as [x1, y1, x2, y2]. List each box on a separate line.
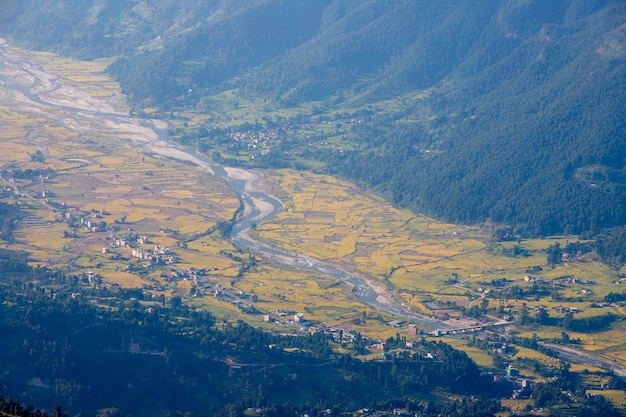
[1, 39, 626, 367]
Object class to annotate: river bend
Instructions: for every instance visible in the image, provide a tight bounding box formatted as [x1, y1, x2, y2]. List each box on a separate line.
[0, 39, 448, 330]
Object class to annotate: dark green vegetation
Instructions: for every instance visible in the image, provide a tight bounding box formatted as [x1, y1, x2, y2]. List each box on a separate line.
[542, 233, 626, 270]
[530, 380, 621, 417]
[597, 227, 626, 269]
[1, 1, 625, 237]
[0, 202, 20, 243]
[0, 252, 511, 417]
[0, 398, 67, 417]
[470, 336, 625, 417]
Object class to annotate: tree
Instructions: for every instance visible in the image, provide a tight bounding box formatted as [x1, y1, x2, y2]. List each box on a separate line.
[52, 405, 66, 417]
[170, 296, 182, 310]
[562, 312, 573, 330]
[535, 308, 549, 325]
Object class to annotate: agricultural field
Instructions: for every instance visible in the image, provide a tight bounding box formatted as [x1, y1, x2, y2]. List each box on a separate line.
[0, 41, 398, 335]
[586, 390, 626, 409]
[256, 170, 620, 300]
[253, 169, 626, 364]
[2, 40, 626, 373]
[0, 112, 240, 266]
[0, 43, 245, 312]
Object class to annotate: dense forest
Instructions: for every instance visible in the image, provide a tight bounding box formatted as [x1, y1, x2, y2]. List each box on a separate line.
[0, 1, 625, 235]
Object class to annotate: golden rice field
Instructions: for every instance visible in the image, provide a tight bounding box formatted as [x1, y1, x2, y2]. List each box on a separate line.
[568, 363, 605, 373]
[0, 49, 244, 299]
[513, 346, 560, 365]
[500, 399, 533, 413]
[2, 42, 626, 363]
[257, 169, 483, 288]
[434, 336, 490, 363]
[257, 170, 620, 305]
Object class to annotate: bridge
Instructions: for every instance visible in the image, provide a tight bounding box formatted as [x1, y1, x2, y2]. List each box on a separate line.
[431, 320, 512, 336]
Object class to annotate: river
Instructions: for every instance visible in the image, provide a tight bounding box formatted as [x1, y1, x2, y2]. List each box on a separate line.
[0, 39, 449, 330]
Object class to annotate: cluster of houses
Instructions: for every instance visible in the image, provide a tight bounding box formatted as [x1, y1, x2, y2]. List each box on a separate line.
[209, 284, 260, 313]
[54, 206, 109, 234]
[130, 246, 175, 266]
[261, 311, 361, 343]
[263, 310, 309, 326]
[213, 113, 368, 161]
[487, 344, 537, 398]
[228, 129, 277, 159]
[84, 271, 103, 286]
[166, 266, 210, 283]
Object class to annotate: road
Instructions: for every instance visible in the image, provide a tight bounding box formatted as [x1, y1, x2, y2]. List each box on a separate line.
[539, 342, 626, 378]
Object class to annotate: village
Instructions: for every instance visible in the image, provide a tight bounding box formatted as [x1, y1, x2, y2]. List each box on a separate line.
[190, 110, 370, 162]
[3, 166, 617, 336]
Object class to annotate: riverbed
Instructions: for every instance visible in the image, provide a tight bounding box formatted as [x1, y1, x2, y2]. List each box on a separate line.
[0, 38, 449, 329]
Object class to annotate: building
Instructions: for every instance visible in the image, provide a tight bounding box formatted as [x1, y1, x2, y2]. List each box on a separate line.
[507, 366, 520, 377]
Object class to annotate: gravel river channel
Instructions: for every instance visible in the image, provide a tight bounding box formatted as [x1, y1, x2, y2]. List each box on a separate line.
[0, 38, 448, 330]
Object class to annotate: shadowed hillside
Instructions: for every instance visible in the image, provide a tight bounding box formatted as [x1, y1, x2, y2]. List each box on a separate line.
[1, 0, 625, 236]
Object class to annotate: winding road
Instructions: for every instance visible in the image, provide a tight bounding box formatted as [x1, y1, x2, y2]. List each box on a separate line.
[538, 342, 626, 378]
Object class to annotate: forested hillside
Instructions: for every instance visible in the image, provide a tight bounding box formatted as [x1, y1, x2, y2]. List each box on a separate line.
[1, 0, 625, 236]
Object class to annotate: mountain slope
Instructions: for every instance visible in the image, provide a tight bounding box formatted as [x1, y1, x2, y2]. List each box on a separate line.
[379, 0, 626, 235]
[1, 0, 624, 236]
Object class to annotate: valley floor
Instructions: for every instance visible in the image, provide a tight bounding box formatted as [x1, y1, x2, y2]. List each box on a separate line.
[1, 40, 626, 397]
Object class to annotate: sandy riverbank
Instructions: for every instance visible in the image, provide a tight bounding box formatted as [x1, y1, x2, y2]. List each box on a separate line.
[0, 38, 280, 224]
[0, 39, 126, 115]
